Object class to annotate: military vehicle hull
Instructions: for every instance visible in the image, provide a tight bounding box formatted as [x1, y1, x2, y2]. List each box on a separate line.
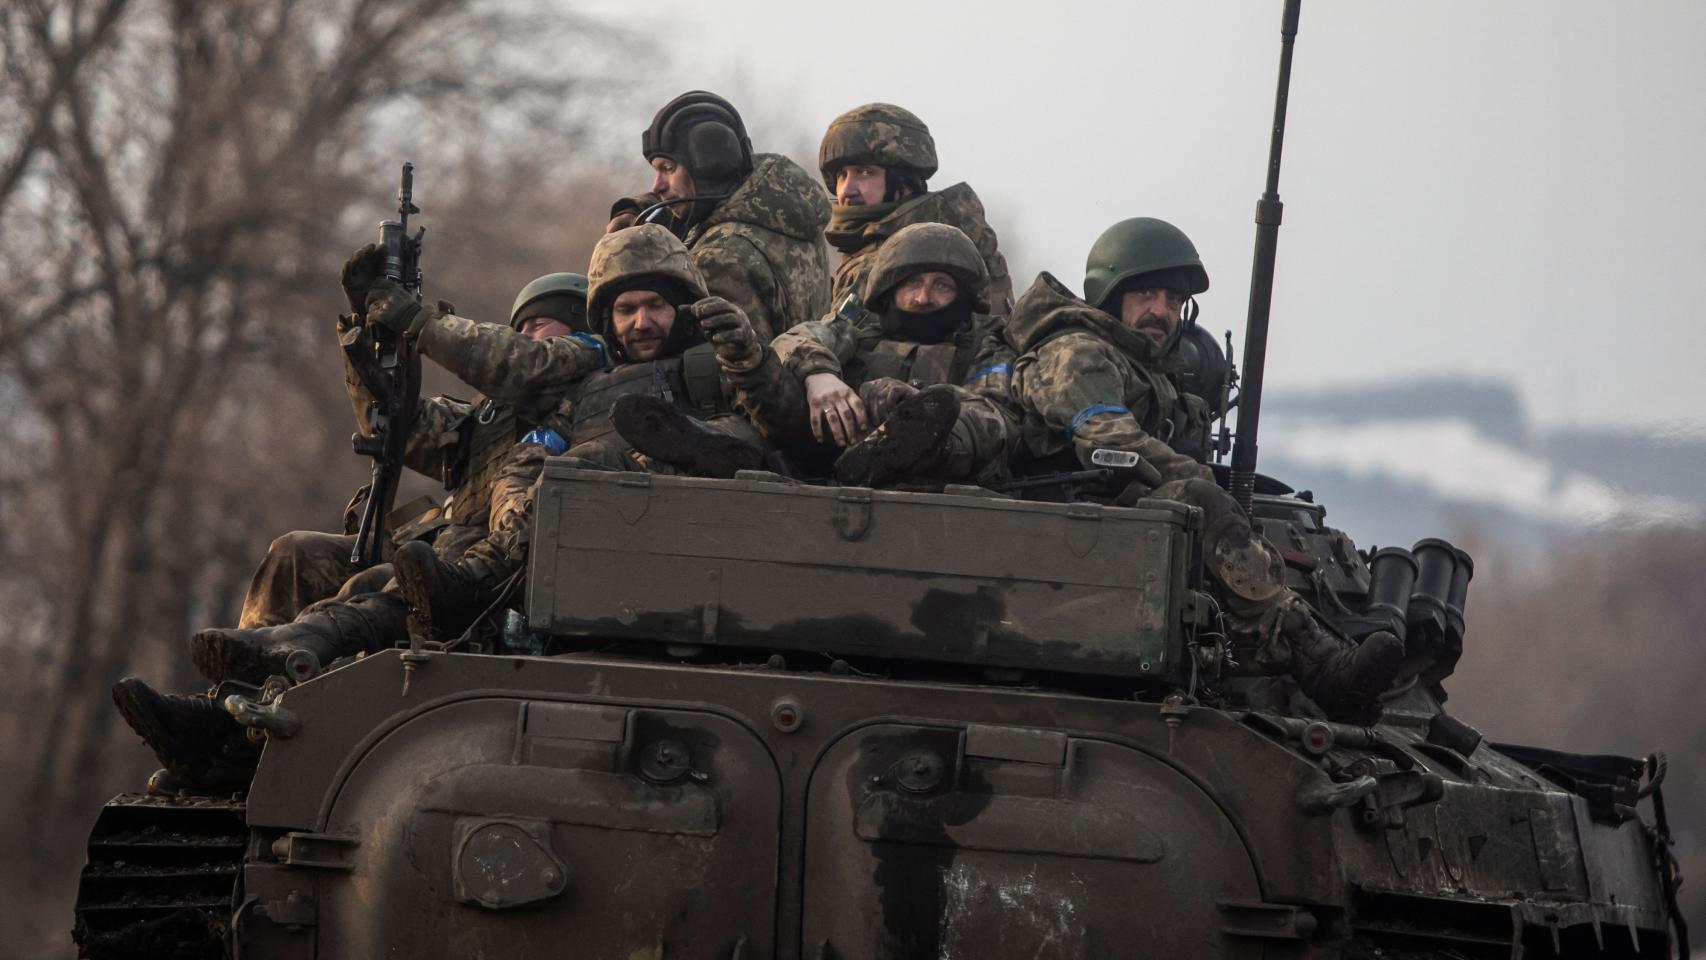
[78, 644, 1672, 959]
[77, 469, 1682, 958]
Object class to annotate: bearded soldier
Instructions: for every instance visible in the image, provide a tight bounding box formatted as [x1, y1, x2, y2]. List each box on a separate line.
[1006, 217, 1403, 721]
[819, 103, 1013, 313]
[619, 223, 1015, 488]
[607, 91, 832, 342]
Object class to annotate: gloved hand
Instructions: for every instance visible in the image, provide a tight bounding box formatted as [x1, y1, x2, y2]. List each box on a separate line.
[856, 377, 919, 425]
[689, 297, 762, 372]
[1111, 457, 1166, 505]
[365, 280, 451, 338]
[340, 243, 386, 314]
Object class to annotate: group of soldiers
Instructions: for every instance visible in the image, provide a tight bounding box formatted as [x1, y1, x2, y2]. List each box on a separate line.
[113, 92, 1404, 793]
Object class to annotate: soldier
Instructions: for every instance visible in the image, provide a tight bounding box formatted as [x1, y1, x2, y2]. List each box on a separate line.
[819, 103, 1014, 313]
[607, 91, 832, 342]
[1005, 217, 1403, 721]
[619, 223, 1014, 488]
[110, 266, 607, 792]
[235, 268, 591, 630]
[393, 223, 797, 638]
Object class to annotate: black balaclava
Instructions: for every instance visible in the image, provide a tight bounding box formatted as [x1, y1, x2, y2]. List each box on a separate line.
[877, 292, 973, 344]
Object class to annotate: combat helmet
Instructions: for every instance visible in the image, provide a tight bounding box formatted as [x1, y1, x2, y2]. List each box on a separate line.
[643, 91, 753, 188]
[509, 272, 589, 333]
[818, 103, 939, 190]
[587, 225, 708, 322]
[1082, 217, 1210, 313]
[863, 222, 989, 314]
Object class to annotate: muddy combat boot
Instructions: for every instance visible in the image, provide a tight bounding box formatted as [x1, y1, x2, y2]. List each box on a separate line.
[191, 598, 395, 685]
[392, 540, 517, 642]
[833, 385, 962, 487]
[612, 394, 768, 478]
[1281, 607, 1405, 724]
[112, 678, 260, 794]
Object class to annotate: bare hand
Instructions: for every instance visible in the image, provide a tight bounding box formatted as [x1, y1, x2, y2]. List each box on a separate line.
[605, 210, 638, 233]
[805, 372, 868, 446]
[857, 377, 919, 425]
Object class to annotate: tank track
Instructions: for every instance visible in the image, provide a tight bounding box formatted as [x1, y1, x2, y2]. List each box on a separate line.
[73, 792, 246, 960]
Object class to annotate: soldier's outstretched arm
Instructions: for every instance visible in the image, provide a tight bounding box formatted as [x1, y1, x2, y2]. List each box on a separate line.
[415, 312, 607, 417]
[1022, 335, 1211, 484]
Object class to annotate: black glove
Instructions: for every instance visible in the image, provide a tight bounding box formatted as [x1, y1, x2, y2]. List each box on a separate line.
[690, 297, 762, 372]
[1111, 458, 1166, 506]
[340, 243, 386, 315]
[363, 280, 451, 338]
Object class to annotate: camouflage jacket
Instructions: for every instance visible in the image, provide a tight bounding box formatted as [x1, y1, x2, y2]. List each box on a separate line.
[1005, 272, 1213, 484]
[824, 183, 1014, 313]
[344, 314, 606, 519]
[682, 153, 832, 344]
[750, 304, 1015, 446]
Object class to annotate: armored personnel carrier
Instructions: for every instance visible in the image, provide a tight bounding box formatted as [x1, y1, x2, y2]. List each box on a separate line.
[73, 457, 1686, 959]
[70, 2, 1687, 956]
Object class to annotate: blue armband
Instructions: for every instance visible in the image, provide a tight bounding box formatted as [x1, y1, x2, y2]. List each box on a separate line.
[567, 331, 609, 370]
[965, 363, 1011, 382]
[1069, 403, 1130, 437]
[520, 427, 569, 456]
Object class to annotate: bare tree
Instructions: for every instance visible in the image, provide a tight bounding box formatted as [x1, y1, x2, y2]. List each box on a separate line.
[0, 5, 648, 948]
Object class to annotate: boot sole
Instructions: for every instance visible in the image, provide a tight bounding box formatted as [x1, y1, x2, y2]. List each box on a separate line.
[834, 388, 961, 487]
[111, 679, 216, 785]
[613, 395, 765, 478]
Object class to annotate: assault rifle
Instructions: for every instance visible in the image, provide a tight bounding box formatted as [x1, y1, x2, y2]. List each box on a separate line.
[342, 163, 425, 566]
[987, 449, 1146, 501]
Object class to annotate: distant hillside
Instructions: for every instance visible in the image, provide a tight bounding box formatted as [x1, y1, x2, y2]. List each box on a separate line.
[1252, 377, 1705, 552]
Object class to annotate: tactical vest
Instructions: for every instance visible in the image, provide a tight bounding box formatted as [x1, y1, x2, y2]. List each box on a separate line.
[568, 343, 725, 447]
[445, 395, 521, 525]
[851, 338, 971, 389]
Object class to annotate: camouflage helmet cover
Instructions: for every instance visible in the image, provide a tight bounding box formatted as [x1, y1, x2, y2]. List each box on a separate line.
[1082, 217, 1210, 311]
[863, 222, 990, 314]
[818, 103, 939, 188]
[509, 272, 589, 330]
[586, 224, 709, 322]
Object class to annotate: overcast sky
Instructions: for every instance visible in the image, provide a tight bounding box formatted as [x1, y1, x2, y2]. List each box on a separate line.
[576, 0, 1706, 436]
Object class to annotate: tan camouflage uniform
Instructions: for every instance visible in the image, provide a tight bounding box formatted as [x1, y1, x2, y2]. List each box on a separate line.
[680, 153, 832, 342]
[825, 184, 1013, 314]
[1006, 272, 1214, 485]
[762, 307, 1016, 480]
[818, 104, 1013, 313]
[237, 315, 606, 627]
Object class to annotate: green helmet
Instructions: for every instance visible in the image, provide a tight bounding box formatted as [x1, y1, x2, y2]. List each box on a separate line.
[509, 272, 589, 332]
[586, 224, 708, 323]
[1082, 217, 1210, 312]
[863, 223, 989, 314]
[818, 103, 938, 189]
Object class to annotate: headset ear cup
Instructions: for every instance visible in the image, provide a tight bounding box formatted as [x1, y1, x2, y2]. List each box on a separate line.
[686, 122, 743, 182]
